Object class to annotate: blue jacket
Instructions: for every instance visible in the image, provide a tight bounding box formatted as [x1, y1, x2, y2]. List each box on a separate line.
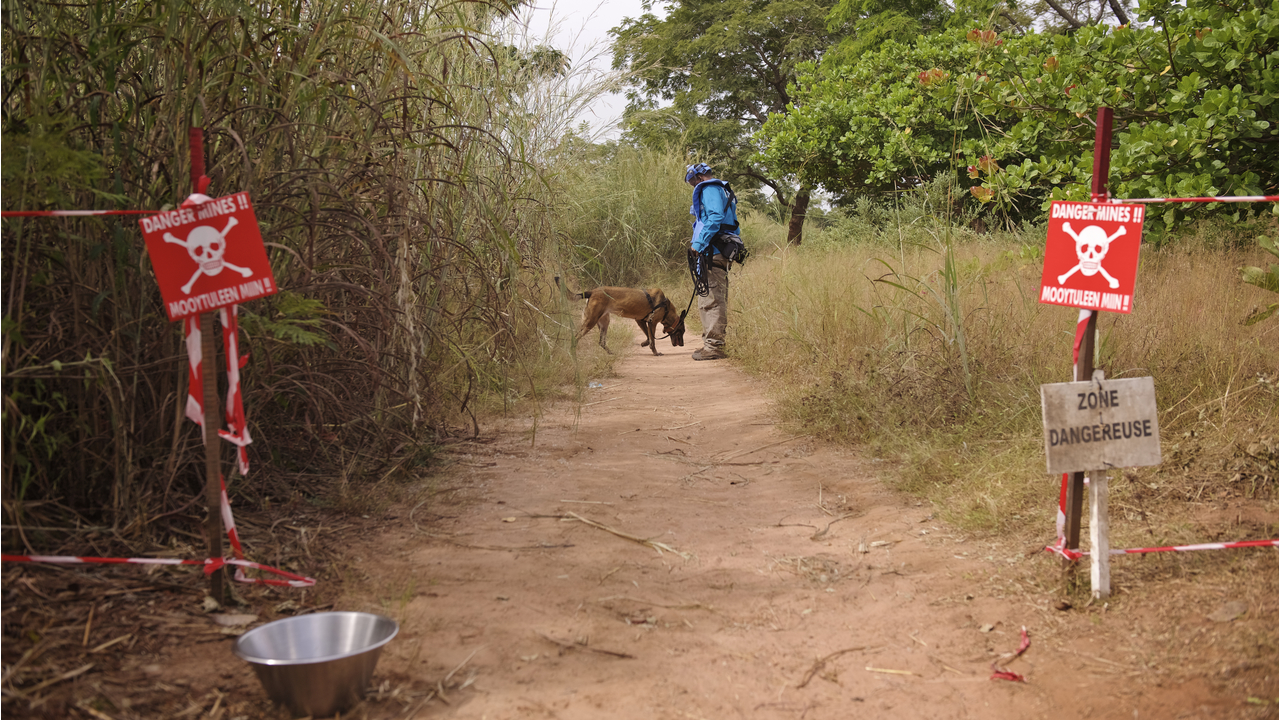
[690, 180, 739, 254]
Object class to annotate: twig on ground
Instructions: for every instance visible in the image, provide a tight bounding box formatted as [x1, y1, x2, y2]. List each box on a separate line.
[75, 701, 118, 720]
[442, 647, 482, 686]
[810, 514, 855, 540]
[536, 632, 635, 659]
[595, 594, 714, 611]
[582, 397, 621, 407]
[443, 540, 574, 551]
[645, 452, 768, 467]
[931, 656, 966, 674]
[7, 662, 95, 698]
[565, 512, 692, 560]
[89, 634, 133, 654]
[717, 435, 810, 462]
[81, 604, 94, 647]
[797, 646, 870, 688]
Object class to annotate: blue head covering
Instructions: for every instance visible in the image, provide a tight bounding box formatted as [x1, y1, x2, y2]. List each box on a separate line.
[684, 163, 712, 183]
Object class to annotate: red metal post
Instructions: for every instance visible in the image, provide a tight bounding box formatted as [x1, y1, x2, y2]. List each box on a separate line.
[1063, 107, 1113, 560]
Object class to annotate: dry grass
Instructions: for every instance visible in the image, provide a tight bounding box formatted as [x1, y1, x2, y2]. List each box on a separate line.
[1, 0, 640, 540]
[729, 213, 1278, 548]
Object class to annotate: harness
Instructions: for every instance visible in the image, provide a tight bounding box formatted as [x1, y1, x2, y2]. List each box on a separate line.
[657, 292, 694, 342]
[645, 291, 690, 342]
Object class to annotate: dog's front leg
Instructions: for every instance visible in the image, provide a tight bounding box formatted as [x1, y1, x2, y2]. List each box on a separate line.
[636, 319, 652, 348]
[645, 320, 661, 356]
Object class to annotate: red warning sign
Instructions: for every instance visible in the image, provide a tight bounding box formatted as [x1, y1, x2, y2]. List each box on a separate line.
[1039, 201, 1145, 314]
[139, 192, 277, 321]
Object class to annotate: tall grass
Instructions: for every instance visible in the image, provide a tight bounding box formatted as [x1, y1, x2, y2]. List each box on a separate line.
[732, 190, 1278, 537]
[547, 144, 694, 289]
[0, 0, 618, 540]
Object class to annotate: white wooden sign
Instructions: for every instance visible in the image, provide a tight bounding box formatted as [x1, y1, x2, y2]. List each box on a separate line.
[1040, 376, 1161, 474]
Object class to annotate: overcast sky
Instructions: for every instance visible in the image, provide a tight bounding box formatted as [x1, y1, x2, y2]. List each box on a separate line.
[510, 0, 662, 139]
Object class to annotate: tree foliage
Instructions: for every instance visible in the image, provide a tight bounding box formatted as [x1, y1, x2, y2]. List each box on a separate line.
[973, 0, 1278, 228]
[755, 29, 984, 198]
[611, 0, 843, 241]
[754, 0, 1278, 229]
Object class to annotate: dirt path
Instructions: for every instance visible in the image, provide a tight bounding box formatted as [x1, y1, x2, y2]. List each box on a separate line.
[345, 329, 1267, 720]
[5, 331, 1274, 720]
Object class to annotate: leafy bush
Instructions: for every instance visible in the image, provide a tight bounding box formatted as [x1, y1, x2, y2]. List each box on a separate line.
[755, 0, 1279, 230]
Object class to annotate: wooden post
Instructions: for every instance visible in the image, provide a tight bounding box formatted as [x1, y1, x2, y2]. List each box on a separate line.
[1088, 467, 1111, 599]
[191, 127, 225, 604]
[1063, 108, 1114, 564]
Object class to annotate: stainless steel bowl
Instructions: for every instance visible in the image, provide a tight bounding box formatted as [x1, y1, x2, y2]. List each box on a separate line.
[233, 612, 399, 718]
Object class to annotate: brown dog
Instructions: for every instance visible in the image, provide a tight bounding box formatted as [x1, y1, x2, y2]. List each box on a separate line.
[561, 281, 686, 355]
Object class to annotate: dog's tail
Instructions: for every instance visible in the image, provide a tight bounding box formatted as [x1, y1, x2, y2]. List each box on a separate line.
[554, 276, 590, 300]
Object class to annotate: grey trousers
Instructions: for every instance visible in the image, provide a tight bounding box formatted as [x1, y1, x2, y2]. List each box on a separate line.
[698, 259, 729, 350]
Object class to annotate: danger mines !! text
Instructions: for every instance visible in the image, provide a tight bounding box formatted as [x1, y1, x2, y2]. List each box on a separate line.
[140, 194, 245, 234]
[1050, 203, 1142, 223]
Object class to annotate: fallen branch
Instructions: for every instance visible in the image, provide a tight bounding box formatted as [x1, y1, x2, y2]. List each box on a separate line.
[443, 647, 481, 686]
[443, 540, 574, 552]
[797, 646, 870, 688]
[717, 435, 810, 462]
[810, 513, 855, 540]
[582, 396, 621, 407]
[536, 632, 635, 659]
[644, 452, 768, 468]
[7, 662, 95, 698]
[565, 512, 692, 560]
[595, 594, 714, 611]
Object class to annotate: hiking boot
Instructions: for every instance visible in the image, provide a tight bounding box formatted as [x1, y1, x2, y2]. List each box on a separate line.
[691, 347, 726, 361]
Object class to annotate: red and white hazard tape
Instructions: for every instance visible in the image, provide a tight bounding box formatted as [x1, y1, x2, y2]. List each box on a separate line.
[0, 553, 314, 588]
[1, 475, 315, 588]
[990, 626, 1030, 682]
[1118, 195, 1278, 204]
[1046, 538, 1278, 562]
[185, 307, 252, 476]
[1051, 308, 1278, 562]
[1, 209, 161, 218]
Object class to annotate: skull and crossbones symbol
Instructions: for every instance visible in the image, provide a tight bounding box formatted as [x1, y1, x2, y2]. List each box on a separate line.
[1057, 222, 1125, 289]
[164, 217, 253, 294]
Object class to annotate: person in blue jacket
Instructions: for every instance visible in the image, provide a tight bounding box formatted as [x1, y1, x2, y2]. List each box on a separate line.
[685, 163, 739, 361]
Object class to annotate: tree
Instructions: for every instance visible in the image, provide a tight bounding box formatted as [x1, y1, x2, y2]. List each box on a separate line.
[755, 29, 988, 205]
[611, 0, 843, 244]
[754, 0, 1278, 230]
[966, 0, 1278, 229]
[824, 0, 955, 63]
